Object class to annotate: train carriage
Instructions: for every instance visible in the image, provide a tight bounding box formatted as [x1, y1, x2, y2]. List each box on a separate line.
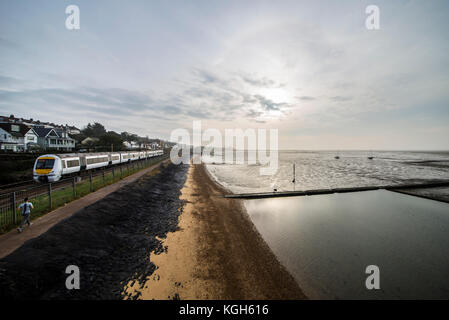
[120, 152, 130, 163]
[33, 150, 164, 182]
[129, 152, 139, 161]
[61, 155, 81, 175]
[110, 153, 121, 165]
[34, 154, 82, 182]
[84, 154, 110, 170]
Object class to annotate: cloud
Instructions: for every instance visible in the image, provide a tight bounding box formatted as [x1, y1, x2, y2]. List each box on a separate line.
[1, 1, 448, 148]
[253, 94, 287, 111]
[246, 109, 263, 118]
[193, 68, 221, 84]
[296, 96, 316, 101]
[0, 75, 21, 86]
[330, 96, 353, 102]
[240, 74, 277, 88]
[0, 87, 155, 118]
[0, 37, 22, 50]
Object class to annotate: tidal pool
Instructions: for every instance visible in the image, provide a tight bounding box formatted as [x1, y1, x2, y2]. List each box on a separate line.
[244, 190, 449, 299]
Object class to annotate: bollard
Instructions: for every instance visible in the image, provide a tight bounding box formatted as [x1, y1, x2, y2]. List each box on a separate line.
[48, 183, 52, 209]
[102, 170, 105, 185]
[120, 166, 123, 179]
[12, 191, 17, 224]
[112, 167, 115, 181]
[89, 173, 93, 192]
[73, 177, 77, 199]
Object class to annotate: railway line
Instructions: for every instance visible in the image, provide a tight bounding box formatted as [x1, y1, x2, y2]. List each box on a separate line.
[1, 150, 164, 196]
[0, 160, 137, 197]
[0, 155, 168, 222]
[0, 179, 36, 193]
[0, 165, 127, 197]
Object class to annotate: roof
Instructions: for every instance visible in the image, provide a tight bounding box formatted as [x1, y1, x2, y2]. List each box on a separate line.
[33, 127, 56, 138]
[49, 152, 121, 159]
[0, 123, 33, 137]
[81, 137, 100, 144]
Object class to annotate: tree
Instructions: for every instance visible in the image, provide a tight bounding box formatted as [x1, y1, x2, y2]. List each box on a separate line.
[82, 122, 107, 138]
[99, 131, 124, 151]
[120, 131, 139, 142]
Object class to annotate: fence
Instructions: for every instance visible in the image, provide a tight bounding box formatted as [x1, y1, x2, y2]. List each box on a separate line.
[0, 155, 168, 233]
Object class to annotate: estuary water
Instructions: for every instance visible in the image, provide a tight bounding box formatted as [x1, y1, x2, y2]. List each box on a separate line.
[205, 151, 449, 299]
[205, 150, 449, 194]
[244, 190, 449, 299]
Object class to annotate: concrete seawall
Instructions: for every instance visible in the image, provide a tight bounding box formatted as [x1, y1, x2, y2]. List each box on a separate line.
[224, 181, 449, 203]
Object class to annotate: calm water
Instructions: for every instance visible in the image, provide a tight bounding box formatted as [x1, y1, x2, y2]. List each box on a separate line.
[244, 190, 449, 299]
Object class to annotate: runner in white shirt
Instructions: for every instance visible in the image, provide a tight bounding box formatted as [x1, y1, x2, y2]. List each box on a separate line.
[17, 197, 34, 233]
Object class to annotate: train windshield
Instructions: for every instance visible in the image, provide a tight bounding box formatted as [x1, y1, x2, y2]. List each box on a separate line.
[36, 158, 55, 169]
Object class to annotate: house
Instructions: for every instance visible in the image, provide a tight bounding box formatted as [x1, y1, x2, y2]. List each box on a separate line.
[66, 125, 81, 135]
[0, 123, 38, 151]
[123, 141, 140, 149]
[81, 137, 100, 145]
[1, 115, 80, 134]
[34, 127, 76, 151]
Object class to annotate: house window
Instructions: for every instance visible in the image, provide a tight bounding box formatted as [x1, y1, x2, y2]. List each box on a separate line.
[11, 125, 19, 132]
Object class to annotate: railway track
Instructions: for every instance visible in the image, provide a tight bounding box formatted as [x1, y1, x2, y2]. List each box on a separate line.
[0, 157, 165, 201]
[0, 180, 36, 192]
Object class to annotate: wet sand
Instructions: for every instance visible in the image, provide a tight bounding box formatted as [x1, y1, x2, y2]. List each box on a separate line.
[124, 164, 306, 299]
[390, 186, 449, 203]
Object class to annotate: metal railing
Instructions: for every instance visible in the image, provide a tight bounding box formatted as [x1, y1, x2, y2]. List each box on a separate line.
[0, 155, 168, 233]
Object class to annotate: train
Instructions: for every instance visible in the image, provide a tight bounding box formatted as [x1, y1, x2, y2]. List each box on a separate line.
[33, 150, 164, 182]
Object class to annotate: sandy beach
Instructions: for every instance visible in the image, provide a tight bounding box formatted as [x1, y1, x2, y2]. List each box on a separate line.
[124, 163, 306, 299]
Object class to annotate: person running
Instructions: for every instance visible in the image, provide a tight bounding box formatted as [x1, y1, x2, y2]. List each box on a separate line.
[17, 197, 34, 233]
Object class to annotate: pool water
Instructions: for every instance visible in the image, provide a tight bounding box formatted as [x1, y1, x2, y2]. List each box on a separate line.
[244, 190, 449, 299]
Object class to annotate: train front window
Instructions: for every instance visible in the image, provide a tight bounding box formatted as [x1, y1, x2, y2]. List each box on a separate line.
[36, 159, 55, 169]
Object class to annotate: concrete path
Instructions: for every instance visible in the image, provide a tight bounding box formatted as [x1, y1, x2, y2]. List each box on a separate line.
[0, 159, 169, 259]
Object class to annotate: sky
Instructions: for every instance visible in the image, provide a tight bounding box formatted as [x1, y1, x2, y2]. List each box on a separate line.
[0, 0, 448, 150]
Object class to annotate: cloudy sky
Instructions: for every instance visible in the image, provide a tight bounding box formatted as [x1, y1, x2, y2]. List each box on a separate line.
[0, 0, 448, 149]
